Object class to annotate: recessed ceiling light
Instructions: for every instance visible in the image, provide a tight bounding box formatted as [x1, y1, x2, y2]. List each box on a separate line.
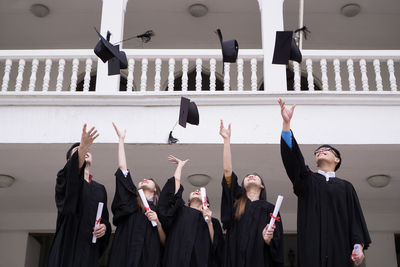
[187, 174, 211, 187]
[30, 4, 50, 18]
[0, 174, 15, 188]
[188, 3, 208, 18]
[341, 3, 361, 18]
[366, 174, 391, 188]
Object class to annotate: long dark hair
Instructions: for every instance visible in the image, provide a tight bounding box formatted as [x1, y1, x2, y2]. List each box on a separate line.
[137, 178, 161, 213]
[234, 172, 267, 220]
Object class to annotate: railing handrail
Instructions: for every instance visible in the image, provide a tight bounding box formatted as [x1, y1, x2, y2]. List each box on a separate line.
[0, 49, 264, 60]
[302, 50, 400, 60]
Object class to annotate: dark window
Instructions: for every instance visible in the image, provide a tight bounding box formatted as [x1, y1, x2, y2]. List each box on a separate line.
[76, 75, 128, 91]
[167, 69, 224, 91]
[395, 233, 400, 267]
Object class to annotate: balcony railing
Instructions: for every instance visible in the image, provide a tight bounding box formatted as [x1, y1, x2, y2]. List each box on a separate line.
[0, 49, 399, 94]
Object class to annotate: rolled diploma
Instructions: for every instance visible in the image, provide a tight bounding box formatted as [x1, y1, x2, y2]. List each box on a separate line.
[352, 244, 360, 260]
[92, 202, 104, 243]
[200, 187, 209, 222]
[268, 195, 284, 231]
[138, 189, 157, 227]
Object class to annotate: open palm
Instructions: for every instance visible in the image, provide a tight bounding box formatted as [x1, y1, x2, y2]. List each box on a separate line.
[278, 98, 296, 123]
[219, 120, 231, 139]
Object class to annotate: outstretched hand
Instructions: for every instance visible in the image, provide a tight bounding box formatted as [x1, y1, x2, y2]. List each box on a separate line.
[278, 98, 296, 124]
[112, 122, 126, 140]
[219, 120, 231, 140]
[168, 155, 189, 167]
[80, 124, 99, 149]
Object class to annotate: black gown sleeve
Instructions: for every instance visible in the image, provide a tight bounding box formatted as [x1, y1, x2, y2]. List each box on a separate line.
[347, 183, 371, 249]
[268, 211, 284, 266]
[99, 185, 112, 256]
[111, 168, 140, 226]
[280, 131, 310, 196]
[210, 218, 224, 267]
[55, 150, 85, 215]
[221, 171, 243, 230]
[158, 177, 184, 233]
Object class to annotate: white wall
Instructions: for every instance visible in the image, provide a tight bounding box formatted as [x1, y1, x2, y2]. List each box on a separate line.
[366, 232, 398, 267]
[0, 94, 400, 144]
[0, 231, 28, 267]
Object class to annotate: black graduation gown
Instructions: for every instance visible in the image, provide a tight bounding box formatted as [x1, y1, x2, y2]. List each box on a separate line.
[108, 168, 162, 267]
[221, 171, 284, 267]
[158, 177, 224, 267]
[47, 151, 111, 267]
[280, 131, 371, 267]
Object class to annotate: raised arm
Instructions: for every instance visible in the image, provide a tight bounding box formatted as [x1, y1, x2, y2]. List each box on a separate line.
[278, 98, 295, 132]
[112, 122, 127, 172]
[219, 120, 232, 178]
[168, 155, 189, 194]
[78, 124, 99, 169]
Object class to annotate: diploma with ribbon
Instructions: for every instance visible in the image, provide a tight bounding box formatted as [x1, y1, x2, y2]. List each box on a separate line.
[138, 189, 157, 227]
[352, 244, 360, 261]
[92, 202, 104, 243]
[268, 195, 283, 231]
[200, 187, 209, 223]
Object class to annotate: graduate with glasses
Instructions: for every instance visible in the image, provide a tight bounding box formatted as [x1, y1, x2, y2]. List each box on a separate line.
[278, 99, 371, 267]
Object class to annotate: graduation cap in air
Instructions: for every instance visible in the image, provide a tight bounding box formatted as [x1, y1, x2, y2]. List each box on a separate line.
[272, 31, 302, 65]
[168, 97, 200, 144]
[215, 29, 239, 64]
[93, 28, 128, 75]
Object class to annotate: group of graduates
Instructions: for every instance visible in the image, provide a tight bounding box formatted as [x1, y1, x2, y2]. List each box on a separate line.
[46, 99, 371, 267]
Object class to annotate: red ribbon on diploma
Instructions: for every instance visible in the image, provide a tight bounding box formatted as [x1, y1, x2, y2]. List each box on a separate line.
[144, 207, 150, 211]
[269, 213, 280, 222]
[96, 217, 102, 224]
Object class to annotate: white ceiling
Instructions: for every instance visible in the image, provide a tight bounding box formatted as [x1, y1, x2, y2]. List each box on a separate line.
[0, 143, 399, 221]
[0, 0, 399, 50]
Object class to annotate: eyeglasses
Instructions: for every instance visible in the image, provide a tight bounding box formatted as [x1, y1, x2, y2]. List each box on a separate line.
[314, 147, 338, 157]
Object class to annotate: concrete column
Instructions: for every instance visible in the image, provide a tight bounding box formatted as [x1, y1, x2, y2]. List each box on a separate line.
[0, 231, 28, 267]
[95, 0, 129, 93]
[257, 0, 287, 93]
[365, 232, 397, 267]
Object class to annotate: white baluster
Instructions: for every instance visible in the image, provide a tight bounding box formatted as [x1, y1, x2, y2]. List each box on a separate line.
[387, 59, 397, 91]
[154, 58, 162, 92]
[15, 59, 26, 92]
[195, 58, 202, 91]
[306, 59, 314, 91]
[140, 58, 149, 92]
[182, 58, 189, 91]
[237, 58, 244, 91]
[83, 59, 92, 92]
[42, 59, 52, 92]
[2, 59, 12, 92]
[29, 59, 39, 92]
[127, 59, 135, 91]
[224, 63, 230, 91]
[293, 62, 301, 91]
[56, 59, 65, 92]
[359, 59, 369, 91]
[320, 59, 328, 91]
[373, 59, 383, 91]
[167, 58, 175, 92]
[70, 59, 79, 91]
[347, 59, 356, 91]
[209, 58, 216, 91]
[333, 59, 342, 91]
[251, 58, 257, 91]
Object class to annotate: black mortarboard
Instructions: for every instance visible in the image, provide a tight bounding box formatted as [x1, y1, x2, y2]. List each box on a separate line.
[216, 29, 239, 64]
[93, 28, 128, 75]
[272, 31, 302, 65]
[66, 142, 80, 161]
[168, 97, 200, 144]
[179, 97, 199, 128]
[315, 144, 342, 171]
